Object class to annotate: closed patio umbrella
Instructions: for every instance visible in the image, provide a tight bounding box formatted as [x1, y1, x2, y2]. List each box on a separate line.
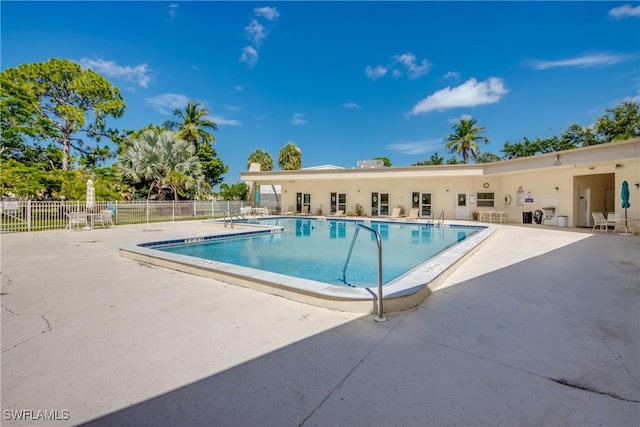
[86, 179, 96, 211]
[620, 181, 632, 235]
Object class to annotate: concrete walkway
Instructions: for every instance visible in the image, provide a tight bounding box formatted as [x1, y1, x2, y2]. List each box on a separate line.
[1, 221, 638, 426]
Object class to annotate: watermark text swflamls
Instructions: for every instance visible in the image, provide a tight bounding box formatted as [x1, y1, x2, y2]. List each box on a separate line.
[3, 409, 70, 421]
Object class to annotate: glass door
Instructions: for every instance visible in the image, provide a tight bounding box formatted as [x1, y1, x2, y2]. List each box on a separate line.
[421, 193, 432, 218]
[371, 192, 390, 216]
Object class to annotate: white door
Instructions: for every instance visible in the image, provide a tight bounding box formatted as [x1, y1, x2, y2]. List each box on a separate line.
[577, 188, 591, 227]
[454, 192, 469, 220]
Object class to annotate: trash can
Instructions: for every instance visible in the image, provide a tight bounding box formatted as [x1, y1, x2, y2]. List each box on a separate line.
[522, 211, 533, 224]
[557, 215, 568, 228]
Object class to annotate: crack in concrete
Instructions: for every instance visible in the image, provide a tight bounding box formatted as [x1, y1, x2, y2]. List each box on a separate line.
[589, 324, 640, 387]
[298, 326, 393, 426]
[402, 329, 640, 405]
[550, 377, 640, 404]
[1, 274, 14, 295]
[1, 304, 53, 353]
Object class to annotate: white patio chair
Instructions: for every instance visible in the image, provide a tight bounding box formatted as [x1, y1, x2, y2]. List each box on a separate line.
[591, 212, 608, 233]
[66, 212, 88, 230]
[96, 210, 114, 228]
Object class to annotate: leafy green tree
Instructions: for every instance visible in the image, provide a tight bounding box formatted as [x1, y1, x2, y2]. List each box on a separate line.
[446, 157, 462, 164]
[475, 152, 502, 163]
[117, 130, 203, 201]
[219, 182, 249, 201]
[594, 101, 640, 142]
[413, 152, 444, 166]
[162, 101, 226, 188]
[247, 149, 278, 204]
[561, 123, 597, 147]
[0, 58, 126, 171]
[501, 137, 540, 159]
[196, 143, 227, 189]
[0, 158, 67, 199]
[278, 142, 302, 170]
[445, 118, 489, 163]
[373, 156, 391, 166]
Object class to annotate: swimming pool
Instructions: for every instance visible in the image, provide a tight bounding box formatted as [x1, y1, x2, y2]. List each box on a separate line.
[157, 218, 480, 288]
[120, 217, 495, 313]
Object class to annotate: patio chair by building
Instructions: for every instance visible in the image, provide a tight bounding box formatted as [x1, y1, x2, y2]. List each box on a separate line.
[591, 212, 608, 233]
[406, 208, 419, 221]
[298, 206, 310, 216]
[390, 208, 403, 219]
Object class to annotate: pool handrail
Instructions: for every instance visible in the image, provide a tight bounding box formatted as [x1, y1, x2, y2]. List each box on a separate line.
[342, 222, 387, 322]
[223, 210, 247, 229]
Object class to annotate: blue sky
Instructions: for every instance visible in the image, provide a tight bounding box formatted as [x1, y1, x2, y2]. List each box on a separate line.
[2, 1, 639, 185]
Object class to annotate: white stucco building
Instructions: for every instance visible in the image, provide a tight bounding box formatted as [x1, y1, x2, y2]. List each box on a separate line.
[241, 138, 640, 228]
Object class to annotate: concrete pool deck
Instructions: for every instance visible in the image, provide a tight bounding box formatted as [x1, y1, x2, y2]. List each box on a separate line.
[1, 220, 639, 426]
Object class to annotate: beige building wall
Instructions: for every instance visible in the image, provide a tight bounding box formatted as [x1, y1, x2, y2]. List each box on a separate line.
[243, 139, 640, 228]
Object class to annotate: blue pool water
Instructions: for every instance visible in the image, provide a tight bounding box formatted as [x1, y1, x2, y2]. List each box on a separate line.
[156, 218, 482, 288]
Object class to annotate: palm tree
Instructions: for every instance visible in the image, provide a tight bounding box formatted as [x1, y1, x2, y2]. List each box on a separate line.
[278, 142, 302, 170]
[117, 130, 202, 201]
[247, 149, 274, 171]
[445, 118, 489, 163]
[163, 101, 217, 149]
[248, 149, 277, 204]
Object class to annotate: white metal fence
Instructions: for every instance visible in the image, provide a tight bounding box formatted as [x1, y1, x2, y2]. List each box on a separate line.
[0, 199, 281, 233]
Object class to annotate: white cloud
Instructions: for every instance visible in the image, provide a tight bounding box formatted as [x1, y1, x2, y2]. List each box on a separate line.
[409, 77, 508, 115]
[365, 65, 387, 80]
[291, 113, 307, 125]
[168, 4, 178, 21]
[144, 94, 240, 126]
[240, 8, 279, 68]
[387, 139, 441, 155]
[393, 52, 430, 79]
[531, 53, 629, 70]
[608, 4, 640, 18]
[245, 19, 267, 46]
[443, 71, 460, 79]
[210, 115, 240, 126]
[343, 102, 361, 109]
[367, 52, 431, 81]
[144, 93, 190, 115]
[448, 114, 473, 124]
[254, 6, 279, 20]
[225, 105, 241, 112]
[240, 46, 258, 68]
[620, 89, 640, 103]
[79, 58, 152, 88]
[234, 85, 244, 91]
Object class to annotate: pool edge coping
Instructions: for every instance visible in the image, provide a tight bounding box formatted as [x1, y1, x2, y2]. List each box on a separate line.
[119, 220, 497, 314]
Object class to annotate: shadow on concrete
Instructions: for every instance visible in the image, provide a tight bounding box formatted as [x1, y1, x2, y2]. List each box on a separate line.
[83, 234, 640, 426]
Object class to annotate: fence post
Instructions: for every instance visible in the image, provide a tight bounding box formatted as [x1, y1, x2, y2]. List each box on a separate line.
[172, 200, 175, 222]
[146, 200, 149, 224]
[27, 200, 32, 232]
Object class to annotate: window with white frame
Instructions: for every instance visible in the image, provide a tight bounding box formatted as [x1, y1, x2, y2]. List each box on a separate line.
[477, 192, 495, 208]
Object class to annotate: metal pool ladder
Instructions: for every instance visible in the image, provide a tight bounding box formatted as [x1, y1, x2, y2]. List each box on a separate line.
[342, 223, 387, 322]
[437, 210, 445, 227]
[223, 210, 246, 228]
